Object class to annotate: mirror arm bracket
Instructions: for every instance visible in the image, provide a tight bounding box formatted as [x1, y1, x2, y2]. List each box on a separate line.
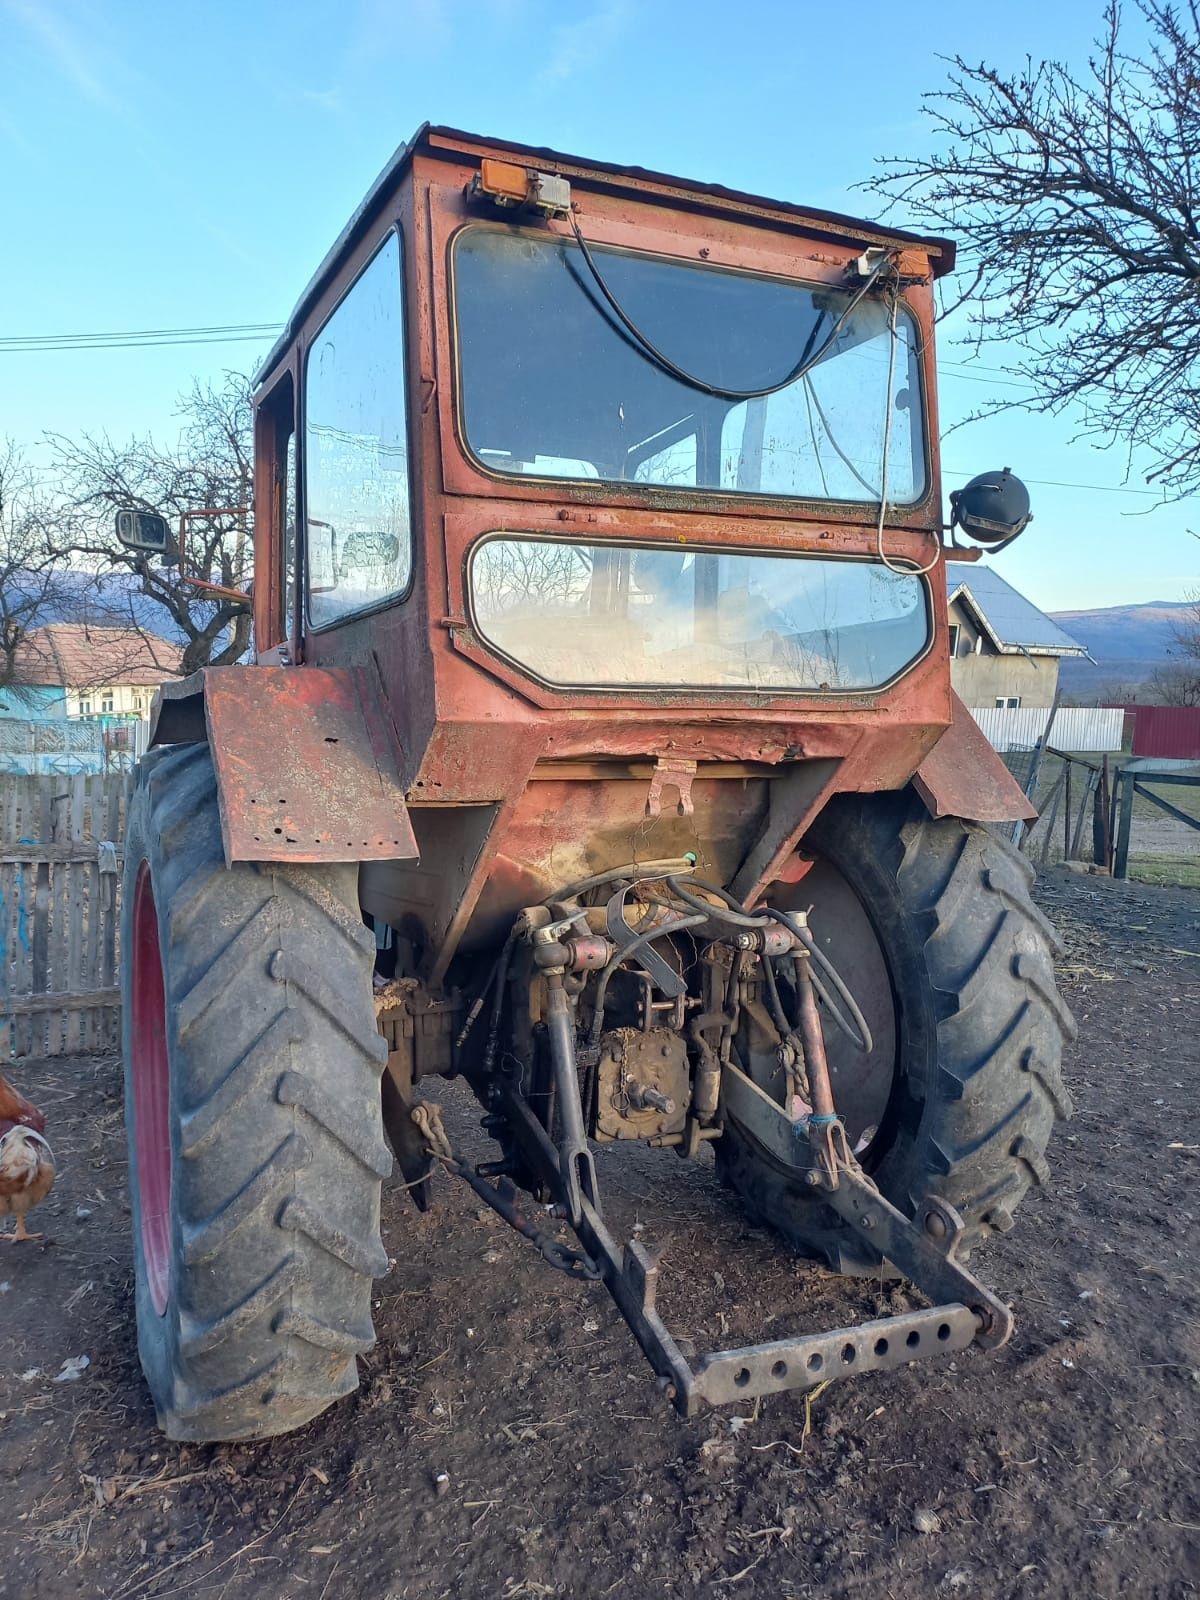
[175, 506, 253, 605]
[180, 574, 253, 604]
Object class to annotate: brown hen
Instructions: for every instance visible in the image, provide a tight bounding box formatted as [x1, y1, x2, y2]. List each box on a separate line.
[0, 1072, 55, 1243]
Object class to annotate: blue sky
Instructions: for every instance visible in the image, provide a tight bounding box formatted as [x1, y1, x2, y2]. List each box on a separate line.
[2, 0, 1194, 612]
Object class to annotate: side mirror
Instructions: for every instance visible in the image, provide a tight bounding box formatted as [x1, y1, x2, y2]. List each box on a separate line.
[949, 469, 1032, 551]
[115, 508, 177, 561]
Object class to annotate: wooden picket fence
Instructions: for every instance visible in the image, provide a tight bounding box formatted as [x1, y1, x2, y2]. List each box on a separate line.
[1, 772, 132, 1059]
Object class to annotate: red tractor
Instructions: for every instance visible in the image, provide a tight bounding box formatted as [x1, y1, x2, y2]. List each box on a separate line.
[117, 126, 1073, 1441]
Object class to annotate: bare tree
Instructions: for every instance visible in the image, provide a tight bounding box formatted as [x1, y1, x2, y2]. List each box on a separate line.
[1146, 586, 1200, 700]
[866, 2, 1200, 497]
[1169, 587, 1200, 655]
[1091, 676, 1150, 704]
[49, 371, 255, 675]
[0, 440, 70, 703]
[1148, 661, 1200, 701]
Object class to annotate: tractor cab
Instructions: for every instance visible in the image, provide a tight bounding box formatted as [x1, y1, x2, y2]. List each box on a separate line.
[252, 129, 951, 683]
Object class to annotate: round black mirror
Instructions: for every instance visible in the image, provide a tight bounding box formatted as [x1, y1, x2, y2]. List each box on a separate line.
[949, 468, 1032, 547]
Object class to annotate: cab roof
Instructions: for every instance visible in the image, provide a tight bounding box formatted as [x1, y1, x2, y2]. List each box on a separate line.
[254, 122, 955, 390]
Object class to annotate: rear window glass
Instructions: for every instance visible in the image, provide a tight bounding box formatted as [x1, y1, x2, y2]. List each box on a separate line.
[453, 227, 926, 505]
[469, 536, 931, 692]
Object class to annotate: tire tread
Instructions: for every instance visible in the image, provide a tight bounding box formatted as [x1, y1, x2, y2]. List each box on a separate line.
[717, 790, 1074, 1274]
[122, 745, 390, 1442]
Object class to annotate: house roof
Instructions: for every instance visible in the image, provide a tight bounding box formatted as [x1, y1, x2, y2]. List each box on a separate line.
[946, 564, 1087, 658]
[14, 624, 182, 690]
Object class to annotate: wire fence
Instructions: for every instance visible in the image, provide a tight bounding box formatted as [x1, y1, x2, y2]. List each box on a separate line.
[1003, 746, 1200, 885]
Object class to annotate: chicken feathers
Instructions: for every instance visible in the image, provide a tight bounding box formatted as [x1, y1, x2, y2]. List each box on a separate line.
[0, 1072, 54, 1242]
[0, 1071, 46, 1137]
[0, 1128, 56, 1242]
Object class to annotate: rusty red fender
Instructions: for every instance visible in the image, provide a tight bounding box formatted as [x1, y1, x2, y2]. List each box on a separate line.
[914, 692, 1037, 824]
[150, 666, 419, 865]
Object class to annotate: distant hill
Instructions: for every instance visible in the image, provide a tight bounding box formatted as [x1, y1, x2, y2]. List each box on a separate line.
[37, 570, 192, 645]
[9, 568, 232, 652]
[1050, 599, 1193, 698]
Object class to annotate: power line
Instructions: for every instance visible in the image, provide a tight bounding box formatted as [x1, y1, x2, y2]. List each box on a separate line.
[939, 365, 1038, 392]
[0, 318, 1125, 386]
[0, 320, 282, 344]
[0, 333, 280, 353]
[944, 466, 1161, 498]
[0, 321, 283, 354]
[0, 318, 1174, 500]
[0, 322, 1058, 385]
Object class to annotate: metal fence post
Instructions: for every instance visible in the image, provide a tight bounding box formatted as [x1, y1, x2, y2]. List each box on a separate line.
[1094, 756, 1111, 866]
[1070, 767, 1099, 862]
[1009, 691, 1061, 848]
[1113, 769, 1135, 880]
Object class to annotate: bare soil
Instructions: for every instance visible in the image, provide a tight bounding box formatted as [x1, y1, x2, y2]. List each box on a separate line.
[3, 869, 1198, 1600]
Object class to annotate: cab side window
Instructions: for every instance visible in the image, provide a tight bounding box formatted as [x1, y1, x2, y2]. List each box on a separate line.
[305, 231, 411, 628]
[283, 432, 297, 637]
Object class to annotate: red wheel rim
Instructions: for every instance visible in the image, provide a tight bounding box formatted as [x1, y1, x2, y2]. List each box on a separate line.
[131, 861, 172, 1316]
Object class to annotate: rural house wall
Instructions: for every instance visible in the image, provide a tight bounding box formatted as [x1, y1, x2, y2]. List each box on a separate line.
[947, 598, 1061, 708]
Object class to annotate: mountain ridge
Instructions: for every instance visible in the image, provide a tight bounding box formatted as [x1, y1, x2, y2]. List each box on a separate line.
[1048, 598, 1193, 695]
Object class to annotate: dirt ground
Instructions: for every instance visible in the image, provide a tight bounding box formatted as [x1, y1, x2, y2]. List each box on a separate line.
[3, 868, 1198, 1600]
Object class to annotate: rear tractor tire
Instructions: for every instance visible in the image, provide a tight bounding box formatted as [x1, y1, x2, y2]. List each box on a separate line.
[122, 744, 392, 1442]
[718, 790, 1076, 1274]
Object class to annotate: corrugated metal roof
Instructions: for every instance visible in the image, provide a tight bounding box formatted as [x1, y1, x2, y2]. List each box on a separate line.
[946, 563, 1087, 656]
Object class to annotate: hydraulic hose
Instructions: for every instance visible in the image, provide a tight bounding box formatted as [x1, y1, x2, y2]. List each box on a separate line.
[760, 945, 794, 1042]
[767, 908, 874, 1055]
[806, 967, 869, 1051]
[666, 876, 771, 930]
[587, 913, 708, 1048]
[547, 856, 697, 905]
[663, 877, 871, 1054]
[482, 929, 518, 1075]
